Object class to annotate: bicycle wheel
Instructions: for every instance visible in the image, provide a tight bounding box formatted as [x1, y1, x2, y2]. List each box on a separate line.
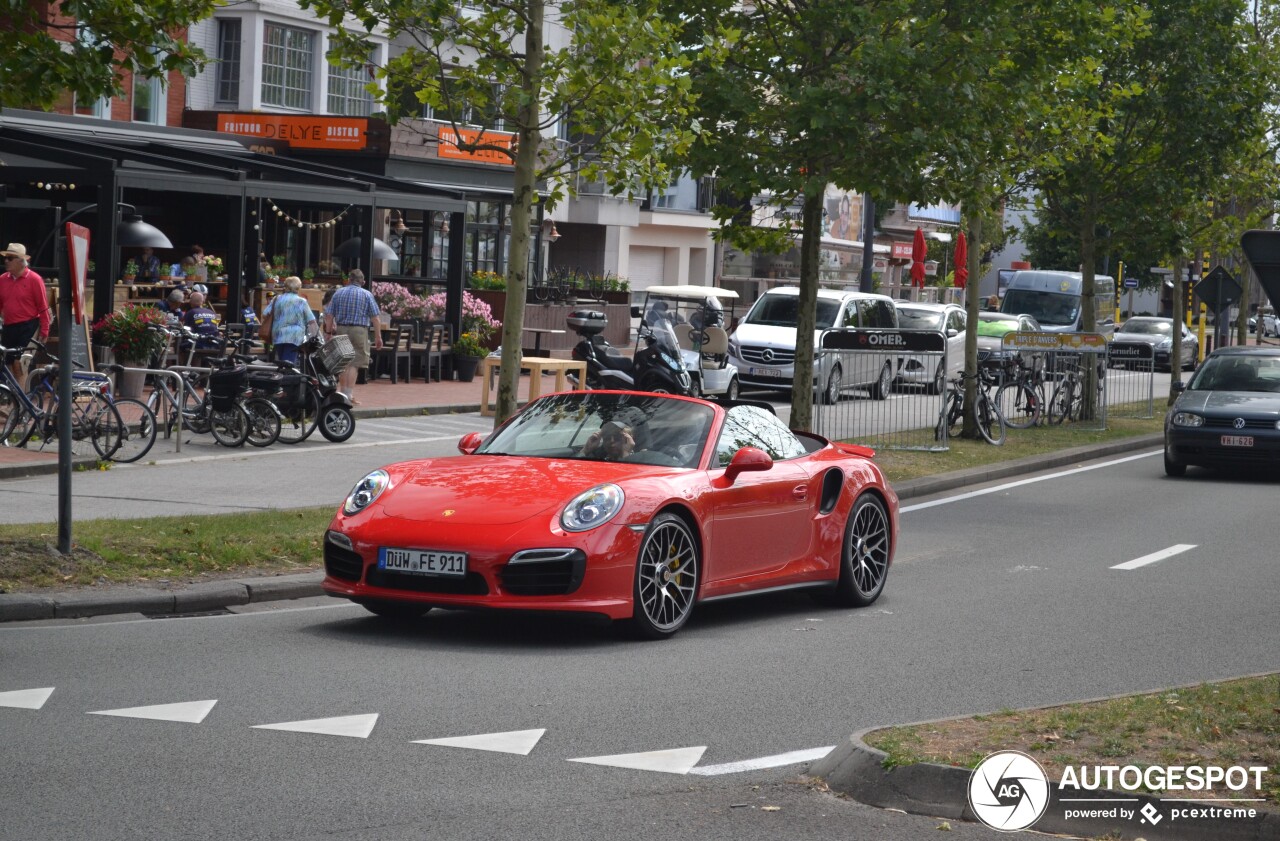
[209, 404, 249, 447]
[108, 398, 158, 463]
[976, 393, 1006, 446]
[995, 381, 1041, 429]
[0, 385, 36, 447]
[181, 383, 211, 434]
[44, 391, 120, 459]
[276, 388, 320, 445]
[1047, 381, 1077, 425]
[935, 389, 961, 441]
[243, 397, 282, 447]
[146, 388, 179, 437]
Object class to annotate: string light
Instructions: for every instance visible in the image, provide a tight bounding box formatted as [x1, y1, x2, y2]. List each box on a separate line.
[265, 199, 353, 231]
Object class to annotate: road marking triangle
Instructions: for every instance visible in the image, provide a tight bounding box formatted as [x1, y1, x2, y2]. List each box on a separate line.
[0, 687, 55, 710]
[413, 728, 546, 756]
[87, 699, 217, 723]
[568, 745, 707, 775]
[252, 713, 379, 739]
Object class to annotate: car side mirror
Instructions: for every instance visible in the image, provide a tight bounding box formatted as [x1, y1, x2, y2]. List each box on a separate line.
[724, 446, 773, 483]
[458, 431, 485, 454]
[1171, 381, 1186, 394]
[947, 328, 958, 338]
[631, 305, 643, 319]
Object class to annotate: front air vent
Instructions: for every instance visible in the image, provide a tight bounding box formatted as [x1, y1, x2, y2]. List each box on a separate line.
[500, 549, 587, 596]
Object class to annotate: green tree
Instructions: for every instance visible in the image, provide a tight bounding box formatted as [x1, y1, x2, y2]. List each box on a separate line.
[1, 0, 216, 109]
[1030, 0, 1271, 398]
[307, 0, 704, 423]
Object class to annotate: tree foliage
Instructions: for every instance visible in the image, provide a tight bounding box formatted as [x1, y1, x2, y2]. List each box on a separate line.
[305, 0, 707, 422]
[0, 0, 216, 109]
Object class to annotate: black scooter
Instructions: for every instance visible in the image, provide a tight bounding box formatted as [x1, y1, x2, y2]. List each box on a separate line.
[568, 309, 693, 395]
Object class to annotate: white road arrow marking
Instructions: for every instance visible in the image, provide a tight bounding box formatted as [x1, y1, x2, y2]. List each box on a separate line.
[413, 728, 546, 756]
[0, 687, 55, 710]
[1111, 544, 1197, 571]
[568, 746, 707, 775]
[87, 700, 217, 723]
[252, 713, 379, 739]
[689, 746, 835, 775]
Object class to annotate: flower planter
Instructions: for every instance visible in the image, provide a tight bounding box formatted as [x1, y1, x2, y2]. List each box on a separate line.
[454, 355, 482, 383]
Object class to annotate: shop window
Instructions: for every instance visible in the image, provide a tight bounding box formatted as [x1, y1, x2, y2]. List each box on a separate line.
[216, 19, 242, 104]
[262, 23, 315, 110]
[132, 63, 165, 125]
[422, 79, 504, 130]
[328, 52, 376, 116]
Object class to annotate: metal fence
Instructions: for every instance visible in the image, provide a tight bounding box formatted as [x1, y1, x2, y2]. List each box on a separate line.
[813, 329, 949, 451]
[1104, 341, 1157, 419]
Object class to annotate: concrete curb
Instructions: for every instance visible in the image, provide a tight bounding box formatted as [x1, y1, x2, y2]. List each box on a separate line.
[0, 572, 324, 622]
[812, 731, 1276, 841]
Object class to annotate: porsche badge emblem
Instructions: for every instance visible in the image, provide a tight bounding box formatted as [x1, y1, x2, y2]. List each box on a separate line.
[443, 509, 455, 517]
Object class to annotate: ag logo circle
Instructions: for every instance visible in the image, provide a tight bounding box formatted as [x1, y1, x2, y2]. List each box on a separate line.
[967, 750, 1050, 832]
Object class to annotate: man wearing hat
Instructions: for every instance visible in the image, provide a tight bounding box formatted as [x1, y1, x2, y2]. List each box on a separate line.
[0, 243, 51, 382]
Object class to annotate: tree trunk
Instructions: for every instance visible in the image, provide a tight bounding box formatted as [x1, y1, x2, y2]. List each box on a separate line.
[494, 0, 544, 425]
[960, 212, 983, 438]
[789, 184, 824, 432]
[1169, 256, 1187, 405]
[1079, 214, 1099, 420]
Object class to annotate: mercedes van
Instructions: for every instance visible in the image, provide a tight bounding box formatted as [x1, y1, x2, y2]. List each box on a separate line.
[727, 287, 899, 403]
[1000, 270, 1116, 337]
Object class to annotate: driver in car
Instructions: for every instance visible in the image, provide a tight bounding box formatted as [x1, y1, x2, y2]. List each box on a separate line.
[582, 420, 636, 461]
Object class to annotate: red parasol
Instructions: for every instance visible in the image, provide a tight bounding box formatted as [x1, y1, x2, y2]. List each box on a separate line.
[910, 227, 927, 288]
[953, 231, 968, 289]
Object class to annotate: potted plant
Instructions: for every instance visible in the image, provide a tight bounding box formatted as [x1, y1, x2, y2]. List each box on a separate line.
[302, 268, 316, 286]
[203, 255, 224, 278]
[122, 259, 139, 283]
[91, 304, 171, 397]
[451, 331, 487, 382]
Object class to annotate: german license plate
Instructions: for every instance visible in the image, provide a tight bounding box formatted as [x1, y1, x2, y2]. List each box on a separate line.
[749, 367, 784, 378]
[378, 547, 467, 577]
[1220, 435, 1254, 447]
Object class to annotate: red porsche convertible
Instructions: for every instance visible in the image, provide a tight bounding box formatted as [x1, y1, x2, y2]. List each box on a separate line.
[323, 390, 899, 639]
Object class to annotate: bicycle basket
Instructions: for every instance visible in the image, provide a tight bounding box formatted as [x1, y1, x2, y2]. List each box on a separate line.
[209, 362, 246, 412]
[317, 334, 356, 377]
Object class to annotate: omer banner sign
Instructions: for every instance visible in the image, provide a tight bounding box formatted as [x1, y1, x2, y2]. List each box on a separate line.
[821, 329, 946, 352]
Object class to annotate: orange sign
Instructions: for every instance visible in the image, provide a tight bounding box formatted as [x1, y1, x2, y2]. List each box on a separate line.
[217, 115, 368, 150]
[437, 126, 515, 164]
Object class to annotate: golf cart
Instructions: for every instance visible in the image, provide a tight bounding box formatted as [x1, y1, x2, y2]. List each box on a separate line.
[634, 285, 740, 400]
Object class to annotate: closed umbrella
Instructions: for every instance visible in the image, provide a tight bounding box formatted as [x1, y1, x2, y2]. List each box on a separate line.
[910, 227, 927, 288]
[953, 231, 968, 290]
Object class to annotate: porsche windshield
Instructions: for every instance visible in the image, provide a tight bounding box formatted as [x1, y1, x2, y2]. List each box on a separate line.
[477, 393, 715, 467]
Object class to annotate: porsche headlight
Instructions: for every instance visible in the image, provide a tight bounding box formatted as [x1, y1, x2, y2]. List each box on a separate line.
[561, 484, 624, 532]
[344, 469, 389, 515]
[1171, 412, 1204, 427]
[1157, 338, 1172, 349]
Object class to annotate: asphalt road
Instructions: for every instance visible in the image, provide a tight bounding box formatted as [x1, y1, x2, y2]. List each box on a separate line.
[2, 451, 1276, 840]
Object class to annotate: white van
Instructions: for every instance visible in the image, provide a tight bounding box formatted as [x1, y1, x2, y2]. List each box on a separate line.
[727, 287, 899, 403]
[1000, 270, 1116, 337]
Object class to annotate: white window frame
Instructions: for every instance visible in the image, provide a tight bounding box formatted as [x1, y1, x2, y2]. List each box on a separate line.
[215, 18, 242, 105]
[327, 52, 376, 116]
[262, 22, 316, 111]
[131, 70, 165, 125]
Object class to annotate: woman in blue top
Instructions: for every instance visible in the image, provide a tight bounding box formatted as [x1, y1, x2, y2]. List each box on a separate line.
[264, 276, 316, 365]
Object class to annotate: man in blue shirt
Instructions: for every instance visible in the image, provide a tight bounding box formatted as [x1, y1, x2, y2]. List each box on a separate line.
[182, 291, 221, 349]
[323, 269, 382, 401]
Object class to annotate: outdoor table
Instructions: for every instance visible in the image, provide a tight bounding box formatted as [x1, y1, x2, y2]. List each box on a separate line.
[479, 356, 587, 416]
[521, 327, 566, 357]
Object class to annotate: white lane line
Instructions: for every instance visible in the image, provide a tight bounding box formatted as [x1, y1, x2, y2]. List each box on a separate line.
[900, 450, 1162, 513]
[1111, 544, 1196, 571]
[689, 746, 834, 776]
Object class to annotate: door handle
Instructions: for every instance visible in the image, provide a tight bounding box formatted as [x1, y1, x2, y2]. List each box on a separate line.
[792, 484, 808, 500]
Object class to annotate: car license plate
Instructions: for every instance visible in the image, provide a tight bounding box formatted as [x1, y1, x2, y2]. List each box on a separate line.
[1220, 435, 1254, 447]
[749, 367, 784, 378]
[378, 547, 467, 577]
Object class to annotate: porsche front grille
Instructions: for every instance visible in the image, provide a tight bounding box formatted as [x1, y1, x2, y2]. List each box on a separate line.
[365, 568, 489, 595]
[324, 543, 364, 582]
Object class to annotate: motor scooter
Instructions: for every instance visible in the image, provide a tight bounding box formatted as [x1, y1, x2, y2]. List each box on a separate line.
[568, 309, 693, 394]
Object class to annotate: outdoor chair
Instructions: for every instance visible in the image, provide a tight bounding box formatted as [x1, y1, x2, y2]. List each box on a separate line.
[371, 325, 413, 383]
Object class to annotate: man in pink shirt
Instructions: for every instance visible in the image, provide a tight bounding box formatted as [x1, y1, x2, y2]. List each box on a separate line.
[0, 243, 52, 382]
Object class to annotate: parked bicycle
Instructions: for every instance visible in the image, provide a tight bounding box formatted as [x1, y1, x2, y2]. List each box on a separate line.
[1047, 355, 1106, 425]
[936, 367, 1006, 446]
[23, 352, 158, 463]
[993, 355, 1046, 430]
[0, 343, 125, 459]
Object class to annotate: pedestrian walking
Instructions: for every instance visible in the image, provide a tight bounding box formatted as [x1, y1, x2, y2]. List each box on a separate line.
[0, 243, 51, 382]
[323, 268, 382, 402]
[265, 276, 317, 366]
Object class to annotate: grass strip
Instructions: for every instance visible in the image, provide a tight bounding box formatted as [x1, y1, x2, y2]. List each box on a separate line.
[864, 674, 1280, 808]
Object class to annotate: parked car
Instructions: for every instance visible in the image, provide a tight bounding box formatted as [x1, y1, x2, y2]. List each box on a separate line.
[727, 287, 900, 404]
[1114, 316, 1198, 371]
[892, 301, 966, 393]
[1164, 346, 1280, 476]
[323, 389, 900, 638]
[975, 311, 1042, 376]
